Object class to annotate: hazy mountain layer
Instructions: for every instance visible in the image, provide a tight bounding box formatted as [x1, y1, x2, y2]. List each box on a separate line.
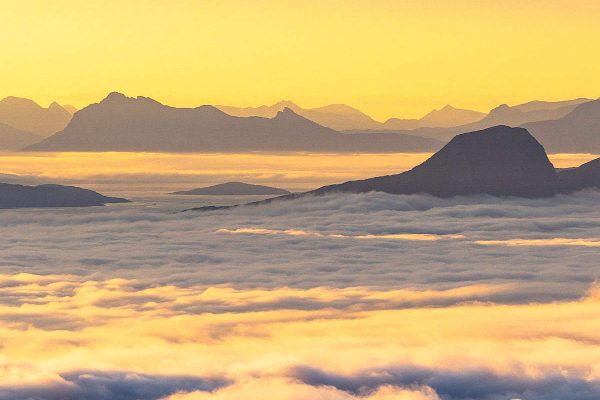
[216, 101, 381, 131]
[0, 123, 42, 151]
[523, 99, 600, 153]
[0, 97, 73, 137]
[383, 105, 486, 129]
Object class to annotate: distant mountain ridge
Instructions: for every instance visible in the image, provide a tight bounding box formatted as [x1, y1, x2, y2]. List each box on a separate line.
[0, 96, 74, 137]
[346, 98, 597, 148]
[23, 93, 445, 153]
[216, 101, 381, 131]
[171, 182, 291, 196]
[383, 105, 486, 130]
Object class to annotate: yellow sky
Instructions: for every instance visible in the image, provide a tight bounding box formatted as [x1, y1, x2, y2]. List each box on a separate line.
[1, 0, 599, 120]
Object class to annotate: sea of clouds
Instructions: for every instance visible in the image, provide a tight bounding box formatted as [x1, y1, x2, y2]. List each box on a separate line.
[1, 190, 600, 399]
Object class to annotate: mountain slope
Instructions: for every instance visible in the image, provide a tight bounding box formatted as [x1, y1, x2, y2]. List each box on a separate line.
[23, 93, 445, 153]
[522, 99, 600, 153]
[0, 97, 73, 137]
[557, 157, 600, 193]
[0, 183, 128, 208]
[0, 123, 42, 151]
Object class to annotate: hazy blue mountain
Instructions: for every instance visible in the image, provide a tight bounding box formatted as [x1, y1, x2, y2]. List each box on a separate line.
[0, 96, 73, 137]
[522, 99, 600, 153]
[23, 93, 445, 153]
[0, 123, 42, 151]
[0, 183, 129, 208]
[171, 182, 291, 195]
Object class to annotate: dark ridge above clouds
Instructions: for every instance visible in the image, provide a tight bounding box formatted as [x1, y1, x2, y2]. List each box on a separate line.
[187, 125, 570, 212]
[171, 181, 291, 195]
[0, 183, 129, 208]
[22, 93, 444, 153]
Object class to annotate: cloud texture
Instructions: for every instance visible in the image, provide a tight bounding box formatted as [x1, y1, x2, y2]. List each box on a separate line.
[1, 190, 600, 399]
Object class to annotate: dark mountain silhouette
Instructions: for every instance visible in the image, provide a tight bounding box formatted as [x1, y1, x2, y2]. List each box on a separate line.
[0, 123, 42, 151]
[0, 183, 129, 208]
[308, 126, 559, 198]
[383, 105, 485, 130]
[0, 97, 73, 137]
[171, 182, 291, 196]
[557, 157, 600, 193]
[185, 126, 564, 212]
[23, 93, 445, 153]
[522, 99, 600, 153]
[216, 101, 382, 131]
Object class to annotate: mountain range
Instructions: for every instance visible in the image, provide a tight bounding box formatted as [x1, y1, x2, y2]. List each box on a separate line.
[23, 93, 444, 153]
[0, 96, 75, 137]
[3, 93, 598, 154]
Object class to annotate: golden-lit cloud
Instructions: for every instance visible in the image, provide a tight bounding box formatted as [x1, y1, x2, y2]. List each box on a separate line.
[0, 273, 599, 399]
[217, 228, 464, 241]
[476, 238, 600, 247]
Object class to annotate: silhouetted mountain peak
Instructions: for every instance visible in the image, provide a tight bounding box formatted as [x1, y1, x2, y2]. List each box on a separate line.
[311, 125, 559, 198]
[273, 100, 300, 109]
[275, 107, 301, 119]
[102, 92, 129, 103]
[490, 104, 511, 113]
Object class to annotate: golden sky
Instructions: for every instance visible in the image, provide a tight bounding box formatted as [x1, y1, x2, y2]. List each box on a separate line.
[2, 0, 599, 120]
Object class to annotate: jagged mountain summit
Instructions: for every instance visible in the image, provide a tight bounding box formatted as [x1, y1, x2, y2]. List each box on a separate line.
[0, 183, 129, 208]
[23, 93, 444, 153]
[216, 101, 382, 131]
[0, 96, 73, 137]
[171, 182, 291, 196]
